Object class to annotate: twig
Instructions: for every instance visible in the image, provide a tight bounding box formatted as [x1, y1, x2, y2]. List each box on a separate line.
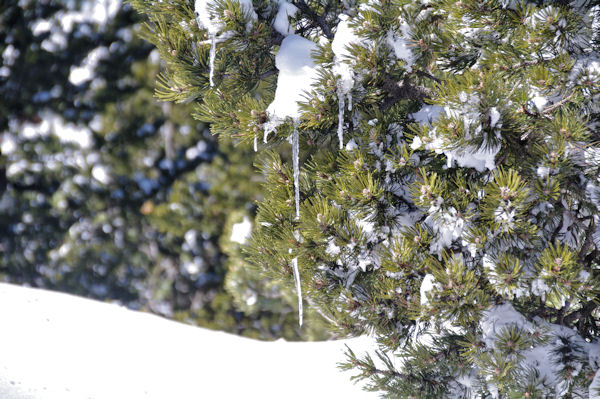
[542, 92, 575, 114]
[413, 68, 441, 84]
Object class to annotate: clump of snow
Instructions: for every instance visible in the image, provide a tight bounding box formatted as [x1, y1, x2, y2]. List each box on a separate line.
[91, 165, 111, 184]
[331, 15, 360, 149]
[410, 105, 444, 125]
[419, 274, 435, 306]
[331, 15, 359, 96]
[273, 1, 298, 36]
[266, 34, 319, 122]
[195, 0, 220, 35]
[386, 22, 414, 67]
[2, 44, 19, 67]
[410, 98, 501, 172]
[230, 216, 252, 244]
[326, 237, 341, 256]
[424, 207, 465, 254]
[345, 138, 358, 151]
[69, 47, 110, 85]
[531, 94, 548, 112]
[444, 144, 500, 172]
[489, 107, 501, 128]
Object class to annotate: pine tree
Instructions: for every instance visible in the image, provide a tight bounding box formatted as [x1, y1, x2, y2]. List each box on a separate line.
[134, 0, 600, 397]
[1, 0, 324, 341]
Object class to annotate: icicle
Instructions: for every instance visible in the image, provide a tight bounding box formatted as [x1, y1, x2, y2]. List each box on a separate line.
[347, 92, 352, 112]
[208, 33, 216, 87]
[292, 125, 300, 219]
[292, 256, 303, 326]
[253, 133, 258, 152]
[291, 125, 303, 326]
[337, 90, 345, 150]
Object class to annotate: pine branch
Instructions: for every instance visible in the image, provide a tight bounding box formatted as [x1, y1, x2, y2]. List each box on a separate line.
[351, 356, 410, 380]
[292, 0, 334, 39]
[412, 68, 441, 84]
[562, 300, 599, 326]
[220, 68, 277, 81]
[578, 219, 597, 262]
[381, 78, 434, 110]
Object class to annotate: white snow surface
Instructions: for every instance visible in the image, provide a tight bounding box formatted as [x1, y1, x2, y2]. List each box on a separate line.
[0, 283, 379, 399]
[266, 34, 319, 122]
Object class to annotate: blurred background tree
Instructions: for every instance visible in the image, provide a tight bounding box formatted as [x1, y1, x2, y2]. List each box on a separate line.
[0, 0, 327, 340]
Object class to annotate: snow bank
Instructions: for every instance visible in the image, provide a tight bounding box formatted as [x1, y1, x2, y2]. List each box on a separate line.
[0, 283, 378, 399]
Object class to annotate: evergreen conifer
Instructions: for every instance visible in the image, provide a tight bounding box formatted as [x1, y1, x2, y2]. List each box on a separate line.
[133, 0, 600, 396]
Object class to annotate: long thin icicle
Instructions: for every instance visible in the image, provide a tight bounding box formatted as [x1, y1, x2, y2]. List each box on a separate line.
[337, 90, 345, 150]
[253, 133, 258, 152]
[208, 33, 216, 87]
[292, 126, 300, 219]
[291, 126, 302, 326]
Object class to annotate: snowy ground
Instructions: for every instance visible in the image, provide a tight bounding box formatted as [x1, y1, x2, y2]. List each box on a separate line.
[0, 283, 379, 399]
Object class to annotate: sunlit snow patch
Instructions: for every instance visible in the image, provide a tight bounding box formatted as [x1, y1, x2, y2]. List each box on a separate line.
[0, 283, 379, 399]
